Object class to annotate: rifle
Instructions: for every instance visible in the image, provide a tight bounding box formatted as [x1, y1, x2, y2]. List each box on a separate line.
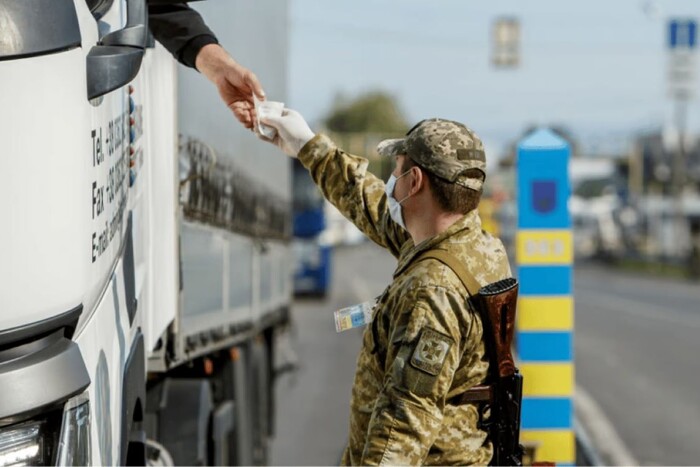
[416, 250, 524, 466]
[472, 278, 524, 466]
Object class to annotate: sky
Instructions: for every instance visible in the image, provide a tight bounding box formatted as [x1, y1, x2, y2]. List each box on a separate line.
[287, 0, 700, 160]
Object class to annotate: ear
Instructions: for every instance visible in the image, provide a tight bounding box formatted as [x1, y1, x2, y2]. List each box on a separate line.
[409, 166, 424, 196]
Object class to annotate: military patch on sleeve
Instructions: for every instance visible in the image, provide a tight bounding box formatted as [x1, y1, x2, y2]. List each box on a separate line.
[410, 327, 453, 376]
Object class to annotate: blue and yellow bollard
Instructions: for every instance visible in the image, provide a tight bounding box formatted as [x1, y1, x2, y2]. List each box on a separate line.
[516, 129, 574, 465]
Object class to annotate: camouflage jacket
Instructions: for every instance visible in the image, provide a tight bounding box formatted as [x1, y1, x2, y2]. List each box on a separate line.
[297, 135, 512, 465]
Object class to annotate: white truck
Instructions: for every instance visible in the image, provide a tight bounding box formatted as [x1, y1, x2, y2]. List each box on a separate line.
[0, 0, 291, 465]
[569, 158, 625, 260]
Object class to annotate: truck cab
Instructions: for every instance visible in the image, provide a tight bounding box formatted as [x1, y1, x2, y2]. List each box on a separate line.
[0, 1, 291, 464]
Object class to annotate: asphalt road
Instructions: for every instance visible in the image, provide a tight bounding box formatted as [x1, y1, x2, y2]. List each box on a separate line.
[270, 241, 700, 465]
[270, 242, 395, 465]
[575, 262, 700, 465]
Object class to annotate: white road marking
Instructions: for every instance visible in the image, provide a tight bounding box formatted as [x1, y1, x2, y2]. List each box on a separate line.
[576, 384, 638, 466]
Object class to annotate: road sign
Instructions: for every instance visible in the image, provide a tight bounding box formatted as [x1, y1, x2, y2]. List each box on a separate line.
[669, 19, 697, 49]
[668, 19, 698, 98]
[492, 17, 520, 68]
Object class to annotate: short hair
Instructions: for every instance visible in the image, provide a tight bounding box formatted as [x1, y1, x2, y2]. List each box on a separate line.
[403, 156, 483, 215]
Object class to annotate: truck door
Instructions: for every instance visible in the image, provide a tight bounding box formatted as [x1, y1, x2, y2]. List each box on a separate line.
[80, 2, 153, 464]
[0, 0, 143, 328]
[0, 1, 148, 465]
[81, 0, 147, 304]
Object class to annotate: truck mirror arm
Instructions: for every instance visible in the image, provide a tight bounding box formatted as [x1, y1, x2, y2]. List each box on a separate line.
[100, 0, 148, 49]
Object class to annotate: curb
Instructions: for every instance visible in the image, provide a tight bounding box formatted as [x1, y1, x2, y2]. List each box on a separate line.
[575, 416, 605, 466]
[574, 384, 638, 466]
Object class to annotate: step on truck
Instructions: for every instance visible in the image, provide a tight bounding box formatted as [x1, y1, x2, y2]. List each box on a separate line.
[0, 0, 292, 465]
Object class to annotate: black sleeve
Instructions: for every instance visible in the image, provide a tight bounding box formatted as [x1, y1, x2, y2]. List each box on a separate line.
[147, 2, 219, 69]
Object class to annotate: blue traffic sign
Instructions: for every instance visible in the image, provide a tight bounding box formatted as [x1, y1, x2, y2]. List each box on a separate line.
[669, 19, 697, 49]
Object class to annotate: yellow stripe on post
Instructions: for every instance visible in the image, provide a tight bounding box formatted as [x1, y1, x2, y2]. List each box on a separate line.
[521, 430, 575, 463]
[520, 363, 573, 396]
[516, 230, 573, 265]
[518, 296, 574, 331]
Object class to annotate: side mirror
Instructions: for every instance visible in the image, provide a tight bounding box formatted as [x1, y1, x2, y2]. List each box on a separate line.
[86, 0, 147, 100]
[86, 46, 143, 100]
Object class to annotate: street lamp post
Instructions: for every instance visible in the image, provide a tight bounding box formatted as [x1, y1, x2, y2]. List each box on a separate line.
[673, 96, 687, 257]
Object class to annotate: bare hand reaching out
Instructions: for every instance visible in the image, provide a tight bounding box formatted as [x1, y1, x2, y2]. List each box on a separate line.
[195, 44, 265, 130]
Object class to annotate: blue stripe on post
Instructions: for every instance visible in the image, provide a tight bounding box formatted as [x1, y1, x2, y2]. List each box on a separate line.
[518, 332, 573, 362]
[517, 130, 571, 230]
[518, 266, 572, 295]
[521, 397, 573, 429]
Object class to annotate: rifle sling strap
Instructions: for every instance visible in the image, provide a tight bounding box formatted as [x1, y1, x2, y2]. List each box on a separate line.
[414, 249, 482, 299]
[414, 249, 493, 404]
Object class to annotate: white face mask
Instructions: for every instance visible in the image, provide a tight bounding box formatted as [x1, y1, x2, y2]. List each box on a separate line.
[385, 170, 413, 230]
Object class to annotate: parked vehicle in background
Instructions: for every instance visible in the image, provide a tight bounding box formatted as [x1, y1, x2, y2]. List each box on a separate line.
[292, 159, 332, 297]
[635, 195, 700, 261]
[570, 158, 627, 260]
[0, 1, 291, 465]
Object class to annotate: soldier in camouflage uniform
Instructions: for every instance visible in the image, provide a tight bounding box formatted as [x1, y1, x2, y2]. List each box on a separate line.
[263, 110, 511, 465]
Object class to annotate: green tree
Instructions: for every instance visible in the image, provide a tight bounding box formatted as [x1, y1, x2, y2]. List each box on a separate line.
[323, 90, 409, 133]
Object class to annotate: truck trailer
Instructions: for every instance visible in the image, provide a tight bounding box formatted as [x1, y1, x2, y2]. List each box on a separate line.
[0, 0, 291, 465]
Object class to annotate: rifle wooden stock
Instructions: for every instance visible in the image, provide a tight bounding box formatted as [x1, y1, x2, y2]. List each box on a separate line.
[475, 278, 519, 378]
[475, 278, 523, 466]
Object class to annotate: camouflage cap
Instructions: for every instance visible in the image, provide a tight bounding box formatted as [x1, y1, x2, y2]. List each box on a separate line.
[377, 118, 486, 191]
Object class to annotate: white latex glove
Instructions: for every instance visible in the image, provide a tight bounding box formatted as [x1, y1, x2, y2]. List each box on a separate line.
[260, 109, 315, 157]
